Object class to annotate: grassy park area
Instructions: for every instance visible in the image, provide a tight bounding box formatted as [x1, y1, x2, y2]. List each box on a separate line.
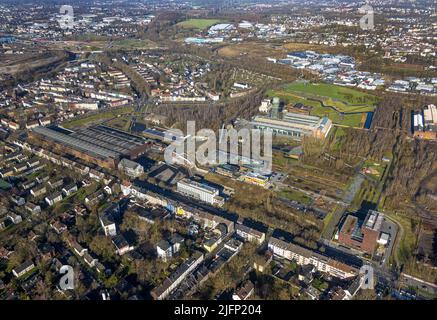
[278, 190, 312, 205]
[267, 82, 379, 128]
[111, 39, 157, 50]
[177, 19, 224, 30]
[62, 106, 134, 129]
[361, 159, 386, 181]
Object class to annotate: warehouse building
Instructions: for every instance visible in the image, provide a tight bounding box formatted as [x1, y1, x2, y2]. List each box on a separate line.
[412, 111, 424, 132]
[412, 105, 437, 140]
[423, 104, 437, 131]
[251, 112, 332, 140]
[29, 125, 150, 169]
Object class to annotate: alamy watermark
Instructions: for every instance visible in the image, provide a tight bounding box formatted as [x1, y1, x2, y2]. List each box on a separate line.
[359, 4, 375, 31]
[59, 265, 75, 290]
[58, 5, 75, 30]
[163, 121, 272, 175]
[359, 264, 375, 290]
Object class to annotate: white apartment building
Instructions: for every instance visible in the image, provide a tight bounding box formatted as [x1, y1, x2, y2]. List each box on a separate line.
[177, 179, 223, 206]
[268, 237, 358, 280]
[235, 223, 266, 244]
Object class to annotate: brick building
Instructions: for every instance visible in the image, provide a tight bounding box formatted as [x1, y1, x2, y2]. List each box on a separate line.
[338, 210, 384, 254]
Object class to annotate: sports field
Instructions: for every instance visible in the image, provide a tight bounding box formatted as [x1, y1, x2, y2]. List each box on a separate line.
[177, 19, 224, 29]
[267, 82, 379, 128]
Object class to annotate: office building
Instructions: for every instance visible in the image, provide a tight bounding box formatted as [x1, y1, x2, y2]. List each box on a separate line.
[338, 210, 384, 254]
[177, 179, 223, 206]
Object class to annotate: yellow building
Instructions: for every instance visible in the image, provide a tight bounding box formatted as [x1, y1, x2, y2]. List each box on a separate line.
[241, 172, 269, 187]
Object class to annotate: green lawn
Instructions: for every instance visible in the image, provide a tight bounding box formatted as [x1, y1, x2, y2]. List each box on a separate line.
[177, 19, 224, 29]
[278, 190, 312, 205]
[62, 106, 134, 129]
[361, 160, 386, 181]
[281, 82, 378, 109]
[267, 82, 378, 128]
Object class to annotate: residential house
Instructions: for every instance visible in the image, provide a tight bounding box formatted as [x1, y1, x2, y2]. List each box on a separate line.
[45, 192, 63, 206]
[30, 185, 47, 198]
[203, 235, 221, 253]
[298, 264, 315, 284]
[118, 158, 144, 178]
[150, 251, 204, 300]
[26, 158, 40, 168]
[50, 220, 67, 234]
[48, 178, 63, 189]
[112, 234, 135, 256]
[85, 190, 105, 206]
[36, 175, 50, 184]
[7, 212, 22, 224]
[12, 260, 35, 278]
[0, 167, 14, 178]
[120, 180, 132, 196]
[157, 240, 173, 261]
[10, 195, 25, 206]
[73, 204, 87, 216]
[232, 280, 255, 300]
[25, 202, 41, 214]
[62, 183, 78, 197]
[169, 234, 184, 254]
[99, 212, 117, 237]
[235, 220, 266, 244]
[71, 241, 88, 257]
[0, 247, 13, 259]
[83, 252, 98, 268]
[253, 251, 273, 273]
[13, 163, 28, 173]
[89, 169, 104, 181]
[20, 180, 36, 191]
[305, 285, 321, 300]
[344, 277, 362, 300]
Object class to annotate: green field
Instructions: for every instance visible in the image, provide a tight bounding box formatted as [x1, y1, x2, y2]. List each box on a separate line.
[278, 190, 312, 205]
[361, 160, 386, 181]
[177, 19, 224, 29]
[111, 39, 157, 50]
[267, 82, 379, 128]
[62, 106, 134, 129]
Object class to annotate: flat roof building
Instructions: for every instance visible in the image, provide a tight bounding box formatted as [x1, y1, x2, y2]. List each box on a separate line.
[268, 236, 359, 280]
[338, 210, 384, 254]
[423, 104, 437, 132]
[177, 179, 222, 206]
[251, 112, 332, 140]
[29, 125, 150, 169]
